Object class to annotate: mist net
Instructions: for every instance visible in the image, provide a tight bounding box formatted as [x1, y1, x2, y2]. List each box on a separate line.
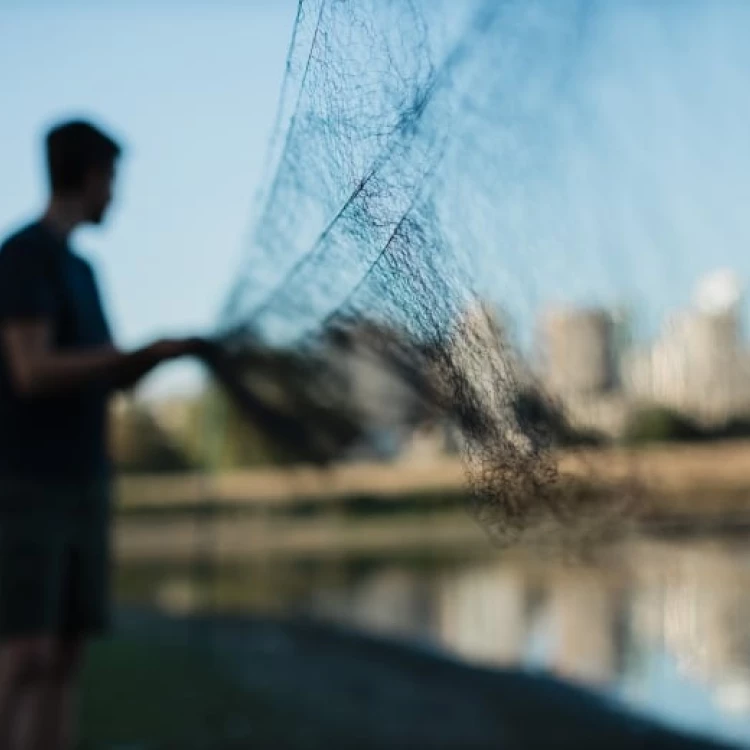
[214, 0, 750, 544]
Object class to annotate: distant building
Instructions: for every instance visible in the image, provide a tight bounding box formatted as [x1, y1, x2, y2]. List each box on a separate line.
[537, 307, 627, 438]
[538, 270, 750, 434]
[539, 307, 617, 397]
[624, 270, 750, 424]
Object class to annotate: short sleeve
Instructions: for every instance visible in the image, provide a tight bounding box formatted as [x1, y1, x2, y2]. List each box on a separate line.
[0, 242, 56, 322]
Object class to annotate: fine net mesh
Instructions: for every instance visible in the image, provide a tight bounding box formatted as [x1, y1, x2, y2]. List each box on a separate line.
[211, 0, 750, 545]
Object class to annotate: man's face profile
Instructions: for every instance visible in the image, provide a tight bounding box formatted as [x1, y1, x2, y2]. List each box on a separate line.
[82, 162, 116, 225]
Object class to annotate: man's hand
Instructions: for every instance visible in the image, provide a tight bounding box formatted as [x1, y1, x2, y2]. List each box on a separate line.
[115, 336, 208, 391]
[145, 337, 206, 364]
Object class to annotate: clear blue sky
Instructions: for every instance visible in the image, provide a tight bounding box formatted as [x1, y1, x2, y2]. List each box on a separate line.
[0, 1, 298, 397]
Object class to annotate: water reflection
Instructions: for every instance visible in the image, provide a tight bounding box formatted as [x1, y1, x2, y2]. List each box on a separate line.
[632, 540, 750, 720]
[302, 536, 750, 744]
[117, 528, 750, 745]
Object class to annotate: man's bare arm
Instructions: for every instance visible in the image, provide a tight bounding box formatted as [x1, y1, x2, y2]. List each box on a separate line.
[0, 319, 200, 396]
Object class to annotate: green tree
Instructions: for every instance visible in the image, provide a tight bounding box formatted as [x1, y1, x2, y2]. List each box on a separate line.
[110, 402, 194, 473]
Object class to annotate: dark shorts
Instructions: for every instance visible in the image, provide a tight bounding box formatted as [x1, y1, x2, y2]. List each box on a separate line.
[0, 479, 111, 639]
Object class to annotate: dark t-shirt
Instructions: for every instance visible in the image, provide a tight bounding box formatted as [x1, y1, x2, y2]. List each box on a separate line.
[0, 222, 113, 480]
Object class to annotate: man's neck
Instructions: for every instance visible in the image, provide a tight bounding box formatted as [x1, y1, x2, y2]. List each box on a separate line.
[41, 198, 86, 240]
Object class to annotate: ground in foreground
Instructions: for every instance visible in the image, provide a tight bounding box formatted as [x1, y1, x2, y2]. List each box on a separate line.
[80, 610, 737, 750]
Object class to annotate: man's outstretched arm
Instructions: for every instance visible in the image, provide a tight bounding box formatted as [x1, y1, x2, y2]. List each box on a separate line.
[0, 319, 201, 396]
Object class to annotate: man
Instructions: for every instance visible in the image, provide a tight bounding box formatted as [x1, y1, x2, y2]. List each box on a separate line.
[0, 120, 202, 749]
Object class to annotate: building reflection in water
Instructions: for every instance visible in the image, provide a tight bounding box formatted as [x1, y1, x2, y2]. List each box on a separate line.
[633, 539, 750, 716]
[311, 534, 750, 731]
[436, 564, 529, 667]
[545, 568, 628, 685]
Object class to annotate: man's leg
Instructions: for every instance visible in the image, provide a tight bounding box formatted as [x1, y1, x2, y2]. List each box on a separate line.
[0, 635, 55, 750]
[0, 636, 84, 750]
[0, 518, 66, 749]
[39, 638, 86, 750]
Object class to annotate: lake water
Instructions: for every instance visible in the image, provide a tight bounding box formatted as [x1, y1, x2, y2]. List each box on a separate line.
[116, 515, 750, 747]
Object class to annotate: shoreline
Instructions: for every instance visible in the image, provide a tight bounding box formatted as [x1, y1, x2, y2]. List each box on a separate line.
[117, 439, 750, 512]
[112, 440, 750, 562]
[80, 606, 738, 749]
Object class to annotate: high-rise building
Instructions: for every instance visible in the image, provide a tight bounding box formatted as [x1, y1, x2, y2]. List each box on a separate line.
[623, 270, 750, 423]
[539, 307, 617, 397]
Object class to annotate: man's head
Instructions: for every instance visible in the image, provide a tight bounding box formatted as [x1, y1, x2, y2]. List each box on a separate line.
[45, 120, 122, 225]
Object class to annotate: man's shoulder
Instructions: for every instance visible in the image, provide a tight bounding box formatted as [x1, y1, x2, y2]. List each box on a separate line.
[67, 249, 97, 280]
[0, 222, 48, 261]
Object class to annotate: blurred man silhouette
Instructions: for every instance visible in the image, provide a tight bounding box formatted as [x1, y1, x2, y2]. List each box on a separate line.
[0, 120, 201, 750]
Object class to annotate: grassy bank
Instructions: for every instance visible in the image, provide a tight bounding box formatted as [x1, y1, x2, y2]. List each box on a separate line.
[79, 613, 736, 750]
[81, 637, 264, 747]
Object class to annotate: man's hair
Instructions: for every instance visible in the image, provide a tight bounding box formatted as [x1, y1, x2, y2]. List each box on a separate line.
[45, 120, 122, 194]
